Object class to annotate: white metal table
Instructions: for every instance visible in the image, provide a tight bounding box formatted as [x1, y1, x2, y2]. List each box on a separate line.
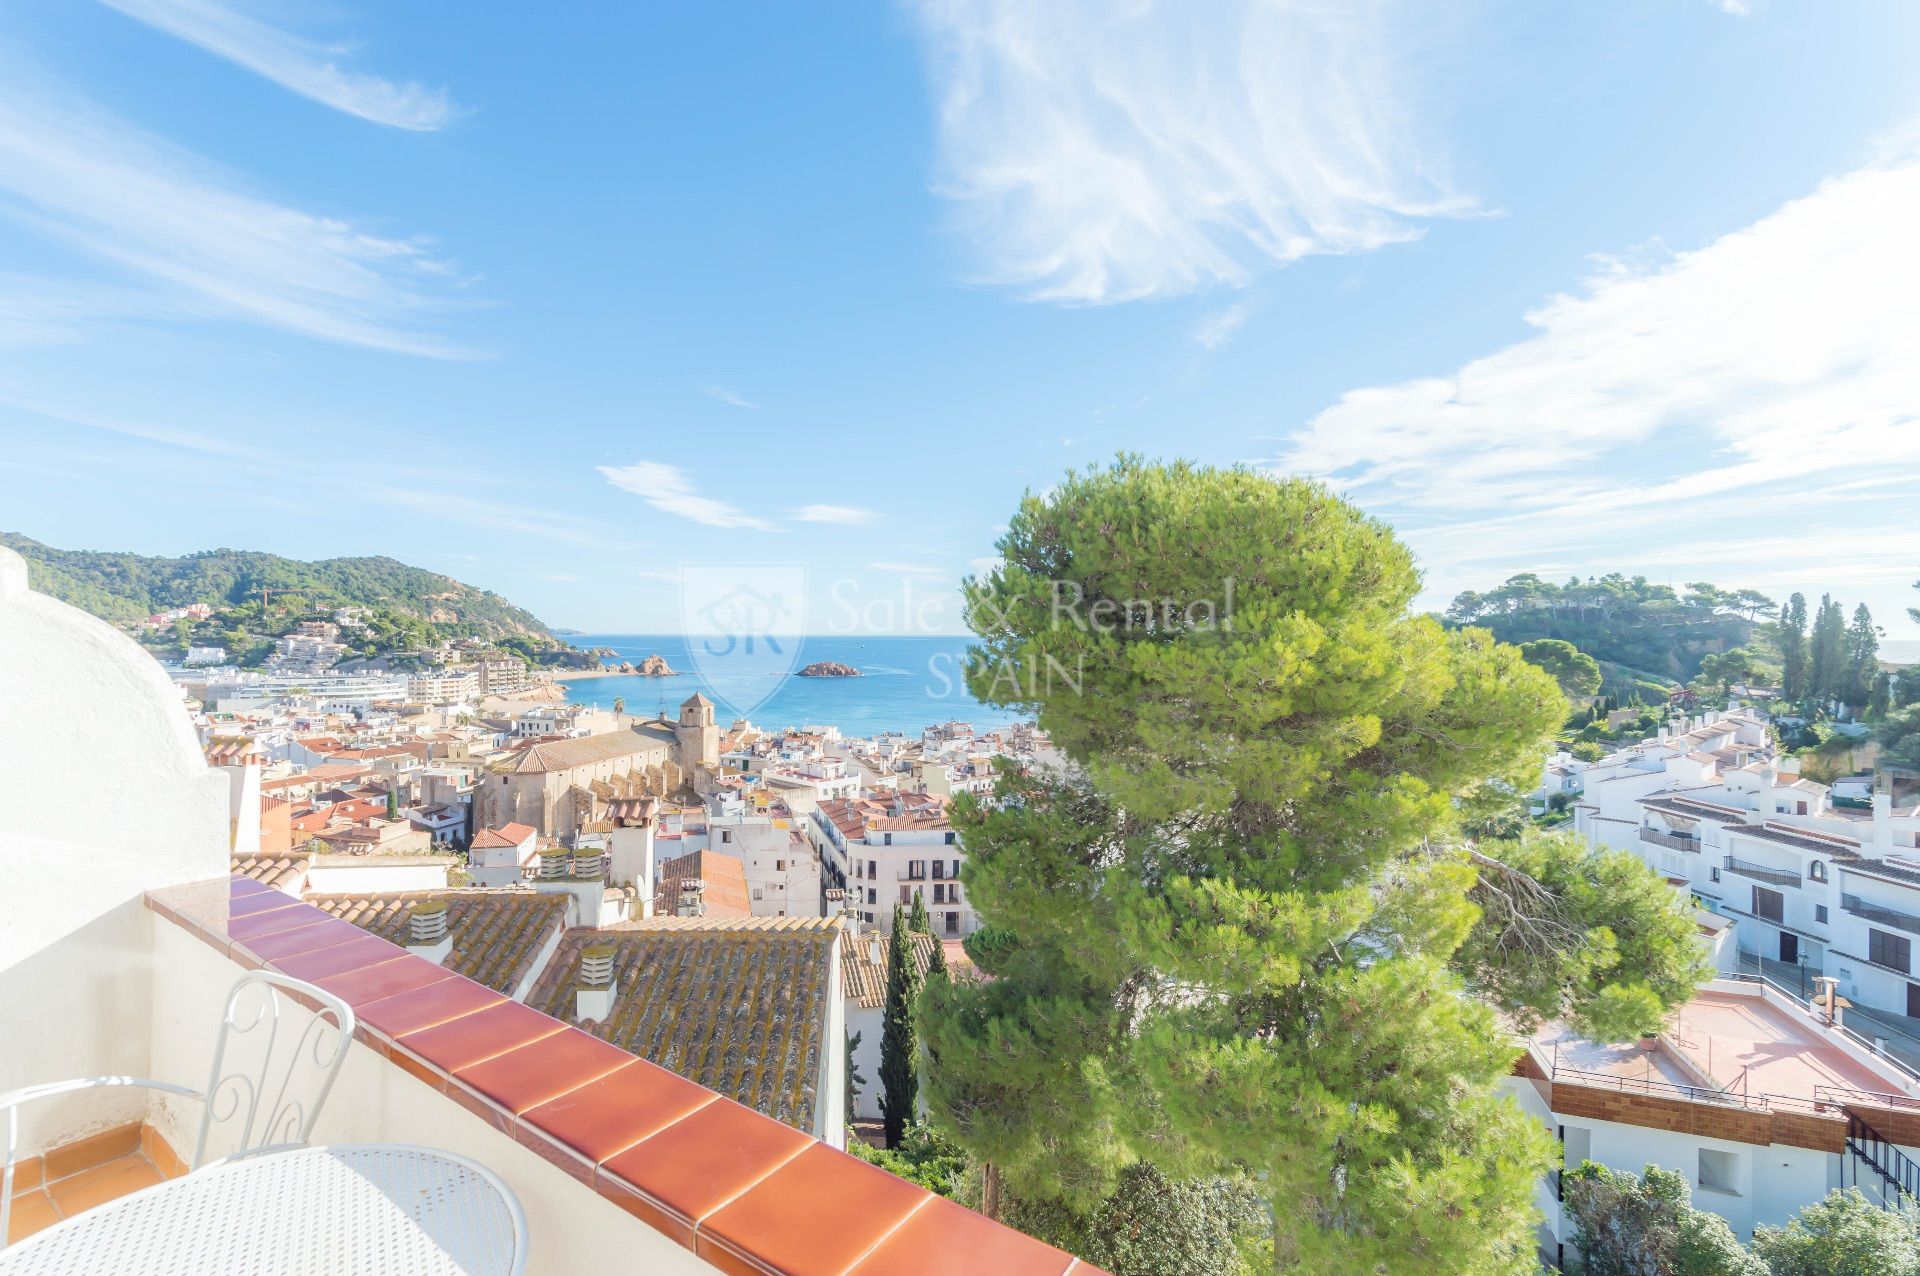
[0, 1144, 526, 1275]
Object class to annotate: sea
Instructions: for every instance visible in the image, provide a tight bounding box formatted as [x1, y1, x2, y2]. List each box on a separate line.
[558, 634, 1027, 737]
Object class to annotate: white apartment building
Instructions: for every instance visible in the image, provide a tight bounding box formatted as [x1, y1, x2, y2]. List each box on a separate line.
[706, 811, 823, 919]
[1531, 749, 1590, 812]
[407, 667, 479, 704]
[1577, 710, 1920, 1032]
[477, 658, 536, 696]
[1506, 977, 1920, 1270]
[812, 792, 974, 938]
[759, 756, 859, 815]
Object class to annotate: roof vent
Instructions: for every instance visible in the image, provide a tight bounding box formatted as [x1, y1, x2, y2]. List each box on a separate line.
[579, 944, 616, 988]
[406, 898, 452, 965]
[537, 849, 569, 881]
[576, 943, 617, 1021]
[571, 848, 606, 880]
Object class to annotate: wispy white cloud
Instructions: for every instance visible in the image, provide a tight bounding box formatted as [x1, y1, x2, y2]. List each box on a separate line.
[1264, 149, 1920, 629]
[1274, 151, 1920, 518]
[909, 0, 1469, 303]
[98, 0, 461, 131]
[1192, 300, 1249, 350]
[365, 484, 614, 546]
[0, 395, 272, 459]
[707, 386, 761, 410]
[1711, 0, 1752, 16]
[0, 63, 476, 356]
[597, 461, 772, 530]
[793, 504, 877, 525]
[0, 275, 181, 349]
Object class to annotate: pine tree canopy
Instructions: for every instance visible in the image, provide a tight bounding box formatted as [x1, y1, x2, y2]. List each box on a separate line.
[919, 457, 1709, 1274]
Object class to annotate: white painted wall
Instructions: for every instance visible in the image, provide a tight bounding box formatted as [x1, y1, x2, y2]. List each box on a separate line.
[0, 545, 230, 1151]
[304, 857, 453, 895]
[816, 932, 845, 1146]
[846, 1003, 884, 1121]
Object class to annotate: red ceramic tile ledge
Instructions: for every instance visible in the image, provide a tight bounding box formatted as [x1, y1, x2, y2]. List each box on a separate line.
[148, 875, 1094, 1276]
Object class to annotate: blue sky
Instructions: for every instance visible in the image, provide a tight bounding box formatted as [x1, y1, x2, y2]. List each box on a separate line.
[1, 0, 1916, 640]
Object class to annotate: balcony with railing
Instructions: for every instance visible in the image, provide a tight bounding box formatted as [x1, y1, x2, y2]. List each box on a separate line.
[1640, 826, 1701, 853]
[0, 547, 1087, 1275]
[1841, 894, 1920, 938]
[1724, 855, 1801, 887]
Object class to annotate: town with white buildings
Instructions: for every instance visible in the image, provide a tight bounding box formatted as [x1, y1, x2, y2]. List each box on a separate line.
[128, 614, 1068, 1146]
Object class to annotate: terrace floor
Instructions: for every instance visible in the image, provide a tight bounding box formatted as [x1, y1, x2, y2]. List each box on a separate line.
[4, 1123, 185, 1245]
[1666, 989, 1897, 1100]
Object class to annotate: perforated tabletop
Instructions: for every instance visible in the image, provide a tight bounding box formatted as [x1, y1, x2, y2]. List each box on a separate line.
[0, 1144, 524, 1276]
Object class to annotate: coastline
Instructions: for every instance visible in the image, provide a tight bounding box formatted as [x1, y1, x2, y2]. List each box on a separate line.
[548, 667, 678, 681]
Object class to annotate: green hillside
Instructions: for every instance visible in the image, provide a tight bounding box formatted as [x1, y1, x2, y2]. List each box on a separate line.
[1443, 573, 1772, 695]
[2, 533, 561, 665]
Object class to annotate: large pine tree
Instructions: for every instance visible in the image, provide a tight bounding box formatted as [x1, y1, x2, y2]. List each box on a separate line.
[921, 459, 1707, 1274]
[879, 907, 922, 1149]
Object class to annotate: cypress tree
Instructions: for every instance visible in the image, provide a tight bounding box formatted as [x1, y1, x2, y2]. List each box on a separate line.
[1808, 595, 1846, 705]
[1845, 604, 1880, 711]
[908, 889, 931, 935]
[926, 933, 949, 980]
[1778, 592, 1809, 700]
[879, 907, 921, 1148]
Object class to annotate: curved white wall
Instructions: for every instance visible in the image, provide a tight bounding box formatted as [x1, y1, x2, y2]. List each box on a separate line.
[0, 545, 229, 1147]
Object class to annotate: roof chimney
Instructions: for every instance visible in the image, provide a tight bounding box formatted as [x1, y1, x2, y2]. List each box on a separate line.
[677, 880, 705, 918]
[570, 847, 605, 881]
[406, 898, 451, 965]
[575, 943, 616, 1022]
[536, 848, 569, 882]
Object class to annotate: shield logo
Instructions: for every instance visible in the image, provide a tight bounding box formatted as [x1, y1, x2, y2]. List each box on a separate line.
[678, 562, 808, 720]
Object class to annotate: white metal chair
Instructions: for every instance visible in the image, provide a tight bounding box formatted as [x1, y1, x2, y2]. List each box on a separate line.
[0, 971, 355, 1247]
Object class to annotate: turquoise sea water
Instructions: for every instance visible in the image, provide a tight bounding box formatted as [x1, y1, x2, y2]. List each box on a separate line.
[560, 634, 1026, 736]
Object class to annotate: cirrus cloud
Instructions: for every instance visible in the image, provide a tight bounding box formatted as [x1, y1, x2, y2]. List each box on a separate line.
[909, 0, 1471, 304]
[597, 461, 772, 530]
[0, 61, 476, 357]
[99, 0, 462, 131]
[1267, 146, 1920, 629]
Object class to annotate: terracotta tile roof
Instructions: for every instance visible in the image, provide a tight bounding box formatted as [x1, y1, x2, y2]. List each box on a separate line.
[229, 852, 308, 891]
[203, 736, 265, 765]
[305, 764, 373, 783]
[654, 849, 752, 918]
[529, 918, 840, 1131]
[309, 890, 567, 993]
[470, 822, 536, 849]
[841, 931, 978, 1009]
[501, 726, 676, 775]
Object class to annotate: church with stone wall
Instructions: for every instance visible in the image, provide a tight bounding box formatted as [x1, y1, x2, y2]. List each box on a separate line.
[471, 694, 720, 842]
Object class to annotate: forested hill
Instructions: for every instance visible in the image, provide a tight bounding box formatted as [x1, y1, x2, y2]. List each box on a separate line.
[1, 534, 559, 654]
[1444, 573, 1771, 685]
